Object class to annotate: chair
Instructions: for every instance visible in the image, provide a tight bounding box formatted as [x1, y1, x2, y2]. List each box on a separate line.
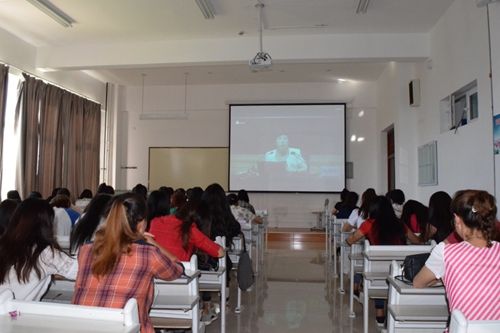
[199, 236, 227, 333]
[41, 278, 75, 303]
[0, 289, 139, 332]
[362, 240, 437, 333]
[449, 310, 500, 333]
[228, 233, 247, 315]
[386, 261, 448, 332]
[150, 255, 201, 333]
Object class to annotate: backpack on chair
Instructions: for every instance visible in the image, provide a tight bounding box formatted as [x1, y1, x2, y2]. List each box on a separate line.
[237, 232, 255, 291]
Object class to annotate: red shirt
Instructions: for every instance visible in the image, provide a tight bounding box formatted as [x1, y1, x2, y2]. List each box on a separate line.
[149, 215, 221, 261]
[358, 218, 407, 245]
[73, 242, 183, 333]
[445, 220, 500, 244]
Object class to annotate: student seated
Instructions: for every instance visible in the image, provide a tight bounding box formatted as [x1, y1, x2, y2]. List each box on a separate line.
[72, 193, 183, 333]
[343, 188, 376, 232]
[401, 200, 435, 243]
[335, 191, 359, 219]
[0, 199, 19, 237]
[427, 191, 453, 243]
[227, 193, 263, 228]
[70, 193, 113, 254]
[346, 195, 420, 325]
[386, 189, 405, 219]
[149, 200, 224, 262]
[0, 198, 77, 301]
[414, 190, 500, 327]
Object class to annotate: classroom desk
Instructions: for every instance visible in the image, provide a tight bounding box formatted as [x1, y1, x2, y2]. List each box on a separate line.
[0, 313, 139, 333]
[362, 244, 436, 333]
[386, 276, 448, 333]
[326, 218, 342, 277]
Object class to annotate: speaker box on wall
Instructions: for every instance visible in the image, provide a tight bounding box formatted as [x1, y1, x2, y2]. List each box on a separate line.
[409, 79, 420, 107]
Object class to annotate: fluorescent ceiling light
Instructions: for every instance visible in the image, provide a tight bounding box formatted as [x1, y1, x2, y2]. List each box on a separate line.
[356, 0, 371, 14]
[26, 0, 75, 27]
[195, 0, 216, 19]
[350, 135, 357, 142]
[357, 137, 365, 142]
[358, 110, 365, 117]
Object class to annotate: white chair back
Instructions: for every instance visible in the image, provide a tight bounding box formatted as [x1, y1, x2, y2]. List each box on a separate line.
[0, 289, 139, 332]
[449, 310, 500, 333]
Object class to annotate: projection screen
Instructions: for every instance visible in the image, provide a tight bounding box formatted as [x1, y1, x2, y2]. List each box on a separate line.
[229, 103, 346, 193]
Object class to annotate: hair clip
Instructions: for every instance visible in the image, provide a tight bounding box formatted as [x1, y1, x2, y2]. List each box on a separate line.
[471, 206, 477, 213]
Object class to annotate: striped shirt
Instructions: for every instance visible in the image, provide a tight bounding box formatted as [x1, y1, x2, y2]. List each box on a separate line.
[426, 241, 500, 321]
[73, 241, 183, 333]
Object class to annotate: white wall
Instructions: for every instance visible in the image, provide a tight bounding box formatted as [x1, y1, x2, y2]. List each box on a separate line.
[490, 2, 500, 197]
[376, 0, 494, 205]
[116, 80, 379, 228]
[0, 27, 106, 105]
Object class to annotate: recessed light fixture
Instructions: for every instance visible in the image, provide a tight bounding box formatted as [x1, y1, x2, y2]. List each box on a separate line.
[337, 78, 347, 83]
[357, 137, 365, 142]
[358, 110, 365, 117]
[238, 31, 245, 36]
[350, 135, 357, 142]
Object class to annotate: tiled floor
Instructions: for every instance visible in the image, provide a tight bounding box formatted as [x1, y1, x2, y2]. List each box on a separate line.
[205, 230, 378, 333]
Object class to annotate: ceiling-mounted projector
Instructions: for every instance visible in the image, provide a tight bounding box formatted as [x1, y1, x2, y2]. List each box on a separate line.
[249, 51, 272, 71]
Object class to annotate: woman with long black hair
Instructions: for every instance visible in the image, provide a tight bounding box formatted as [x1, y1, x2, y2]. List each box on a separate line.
[346, 195, 420, 324]
[70, 193, 113, 254]
[0, 198, 77, 300]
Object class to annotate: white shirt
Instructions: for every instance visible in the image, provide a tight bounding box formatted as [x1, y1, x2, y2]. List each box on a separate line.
[0, 247, 77, 301]
[424, 241, 445, 278]
[53, 207, 72, 238]
[347, 208, 366, 229]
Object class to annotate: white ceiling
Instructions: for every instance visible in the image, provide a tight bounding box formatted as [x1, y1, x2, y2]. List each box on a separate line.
[0, 0, 455, 85]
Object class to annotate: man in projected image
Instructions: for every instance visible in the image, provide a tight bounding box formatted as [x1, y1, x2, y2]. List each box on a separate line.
[264, 134, 307, 172]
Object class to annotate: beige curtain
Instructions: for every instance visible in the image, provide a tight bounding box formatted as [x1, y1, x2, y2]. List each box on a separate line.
[61, 94, 100, 198]
[16, 74, 47, 198]
[38, 85, 63, 197]
[82, 100, 101, 195]
[62, 94, 84, 199]
[15, 73, 101, 199]
[0, 65, 8, 198]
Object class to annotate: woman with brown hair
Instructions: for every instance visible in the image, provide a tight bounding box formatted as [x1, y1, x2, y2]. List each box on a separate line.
[414, 190, 500, 327]
[72, 193, 183, 333]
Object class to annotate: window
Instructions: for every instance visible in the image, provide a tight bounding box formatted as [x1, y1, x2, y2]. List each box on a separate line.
[1, 72, 22, 199]
[440, 80, 478, 133]
[418, 141, 438, 186]
[469, 91, 478, 120]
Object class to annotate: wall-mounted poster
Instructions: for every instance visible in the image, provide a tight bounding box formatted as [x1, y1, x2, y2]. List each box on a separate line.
[494, 114, 500, 155]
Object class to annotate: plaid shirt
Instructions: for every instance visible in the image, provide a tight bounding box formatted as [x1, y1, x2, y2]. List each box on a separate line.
[73, 241, 183, 333]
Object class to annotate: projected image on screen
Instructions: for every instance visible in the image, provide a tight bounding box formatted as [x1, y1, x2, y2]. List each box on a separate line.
[229, 104, 346, 192]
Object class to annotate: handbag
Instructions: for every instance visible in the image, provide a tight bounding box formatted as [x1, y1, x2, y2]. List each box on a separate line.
[401, 252, 430, 282]
[237, 233, 255, 291]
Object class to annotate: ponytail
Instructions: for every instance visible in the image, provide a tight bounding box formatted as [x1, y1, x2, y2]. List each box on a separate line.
[91, 193, 146, 276]
[175, 201, 199, 251]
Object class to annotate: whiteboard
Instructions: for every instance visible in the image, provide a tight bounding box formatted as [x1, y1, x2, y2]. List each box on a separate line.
[148, 147, 228, 190]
